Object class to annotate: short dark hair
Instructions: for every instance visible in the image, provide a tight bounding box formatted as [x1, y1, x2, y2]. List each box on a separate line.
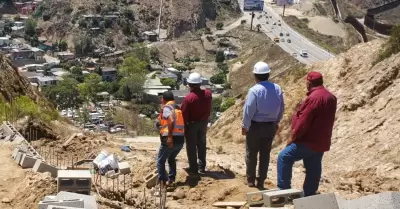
[188, 83, 201, 88]
[310, 78, 323, 87]
[254, 73, 269, 82]
[162, 91, 174, 102]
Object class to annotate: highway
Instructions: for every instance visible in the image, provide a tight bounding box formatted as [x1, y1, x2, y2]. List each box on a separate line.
[236, 0, 335, 65]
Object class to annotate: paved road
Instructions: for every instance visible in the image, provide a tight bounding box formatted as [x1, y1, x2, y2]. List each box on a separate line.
[236, 0, 335, 65]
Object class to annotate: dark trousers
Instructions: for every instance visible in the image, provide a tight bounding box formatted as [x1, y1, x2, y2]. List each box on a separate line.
[277, 143, 324, 196]
[246, 121, 277, 182]
[185, 121, 208, 171]
[157, 136, 184, 181]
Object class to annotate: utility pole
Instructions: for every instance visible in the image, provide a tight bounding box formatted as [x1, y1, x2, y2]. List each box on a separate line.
[250, 12, 255, 31]
[282, 4, 286, 17]
[157, 0, 164, 40]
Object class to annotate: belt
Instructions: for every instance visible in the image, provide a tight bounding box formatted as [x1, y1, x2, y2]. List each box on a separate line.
[187, 120, 208, 124]
[251, 120, 276, 124]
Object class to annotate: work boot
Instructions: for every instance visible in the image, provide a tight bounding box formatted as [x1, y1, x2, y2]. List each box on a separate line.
[198, 168, 206, 175]
[247, 177, 256, 188]
[184, 167, 199, 175]
[256, 178, 265, 190]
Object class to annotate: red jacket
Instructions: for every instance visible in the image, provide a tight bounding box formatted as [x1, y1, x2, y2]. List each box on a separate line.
[181, 88, 212, 123]
[292, 86, 337, 152]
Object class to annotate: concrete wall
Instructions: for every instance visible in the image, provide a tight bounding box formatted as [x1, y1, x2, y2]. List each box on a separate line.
[363, 0, 400, 35]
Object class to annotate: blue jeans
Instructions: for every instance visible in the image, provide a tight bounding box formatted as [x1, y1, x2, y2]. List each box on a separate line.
[157, 138, 184, 182]
[277, 143, 324, 196]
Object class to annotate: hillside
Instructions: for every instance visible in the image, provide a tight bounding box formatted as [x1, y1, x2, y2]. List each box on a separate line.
[35, 0, 241, 50]
[0, 55, 38, 102]
[209, 39, 400, 199]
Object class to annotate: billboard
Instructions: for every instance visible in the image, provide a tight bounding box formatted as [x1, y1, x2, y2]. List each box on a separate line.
[276, 0, 295, 6]
[243, 0, 265, 11]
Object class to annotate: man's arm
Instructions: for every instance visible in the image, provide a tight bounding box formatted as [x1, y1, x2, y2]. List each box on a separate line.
[277, 92, 285, 123]
[291, 97, 317, 141]
[242, 89, 257, 133]
[181, 97, 189, 124]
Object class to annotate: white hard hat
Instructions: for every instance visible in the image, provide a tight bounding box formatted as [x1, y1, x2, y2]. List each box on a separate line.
[252, 61, 271, 74]
[187, 72, 202, 84]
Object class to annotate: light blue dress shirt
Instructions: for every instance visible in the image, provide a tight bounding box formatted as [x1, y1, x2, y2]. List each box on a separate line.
[242, 81, 285, 130]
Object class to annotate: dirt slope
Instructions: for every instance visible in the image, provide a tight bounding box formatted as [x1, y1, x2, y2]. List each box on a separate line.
[209, 39, 400, 199]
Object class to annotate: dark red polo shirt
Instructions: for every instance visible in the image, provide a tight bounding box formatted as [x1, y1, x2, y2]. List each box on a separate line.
[292, 86, 337, 152]
[181, 88, 212, 123]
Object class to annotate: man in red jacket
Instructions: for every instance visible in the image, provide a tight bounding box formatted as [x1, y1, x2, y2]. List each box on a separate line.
[277, 71, 337, 197]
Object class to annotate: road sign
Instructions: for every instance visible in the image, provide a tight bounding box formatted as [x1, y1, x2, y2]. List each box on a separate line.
[244, 0, 264, 11]
[276, 0, 294, 6]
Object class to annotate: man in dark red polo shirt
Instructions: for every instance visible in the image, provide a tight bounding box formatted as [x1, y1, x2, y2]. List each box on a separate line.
[181, 72, 212, 175]
[277, 71, 337, 197]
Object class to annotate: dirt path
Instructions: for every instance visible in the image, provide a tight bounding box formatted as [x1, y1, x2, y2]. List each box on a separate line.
[0, 143, 28, 209]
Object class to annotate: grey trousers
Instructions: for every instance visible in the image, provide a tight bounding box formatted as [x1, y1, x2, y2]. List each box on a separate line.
[185, 121, 208, 171]
[246, 121, 277, 182]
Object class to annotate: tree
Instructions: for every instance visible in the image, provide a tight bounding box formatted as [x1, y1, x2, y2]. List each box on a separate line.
[74, 34, 93, 55]
[42, 77, 82, 110]
[160, 78, 177, 89]
[215, 51, 225, 63]
[216, 22, 224, 30]
[210, 72, 225, 84]
[69, 66, 85, 83]
[126, 43, 150, 63]
[118, 56, 148, 77]
[94, 65, 103, 76]
[376, 25, 400, 63]
[119, 74, 145, 100]
[217, 63, 229, 74]
[25, 18, 37, 37]
[59, 40, 68, 51]
[78, 73, 103, 102]
[14, 15, 21, 21]
[149, 47, 160, 62]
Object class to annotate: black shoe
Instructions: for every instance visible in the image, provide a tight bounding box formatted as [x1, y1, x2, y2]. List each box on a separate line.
[184, 167, 199, 175]
[247, 181, 256, 187]
[256, 179, 265, 190]
[198, 168, 206, 175]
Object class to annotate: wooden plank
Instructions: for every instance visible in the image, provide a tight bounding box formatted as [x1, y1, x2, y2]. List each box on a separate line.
[62, 133, 77, 148]
[212, 201, 246, 207]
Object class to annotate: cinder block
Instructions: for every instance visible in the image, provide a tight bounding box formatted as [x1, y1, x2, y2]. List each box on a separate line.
[263, 189, 303, 206]
[20, 154, 38, 168]
[56, 191, 98, 209]
[247, 189, 279, 205]
[57, 170, 91, 194]
[15, 151, 24, 164]
[144, 169, 158, 188]
[38, 199, 84, 209]
[293, 193, 341, 209]
[33, 159, 59, 178]
[12, 148, 25, 159]
[118, 162, 131, 174]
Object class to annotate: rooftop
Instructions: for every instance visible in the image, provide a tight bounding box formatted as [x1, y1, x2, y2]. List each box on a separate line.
[56, 51, 74, 56]
[36, 76, 61, 82]
[172, 90, 189, 97]
[143, 31, 157, 36]
[102, 67, 117, 72]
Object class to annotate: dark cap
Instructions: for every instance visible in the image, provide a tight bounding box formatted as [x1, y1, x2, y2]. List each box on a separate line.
[307, 71, 323, 81]
[162, 91, 174, 101]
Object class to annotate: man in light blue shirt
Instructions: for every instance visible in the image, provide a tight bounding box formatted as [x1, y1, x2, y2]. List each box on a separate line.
[242, 61, 285, 189]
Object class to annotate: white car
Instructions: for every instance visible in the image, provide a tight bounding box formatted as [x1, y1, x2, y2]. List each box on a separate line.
[300, 49, 309, 57]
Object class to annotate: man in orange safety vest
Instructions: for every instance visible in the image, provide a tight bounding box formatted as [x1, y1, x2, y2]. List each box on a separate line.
[156, 91, 185, 185]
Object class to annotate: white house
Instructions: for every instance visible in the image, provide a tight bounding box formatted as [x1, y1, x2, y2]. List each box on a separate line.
[0, 37, 11, 46]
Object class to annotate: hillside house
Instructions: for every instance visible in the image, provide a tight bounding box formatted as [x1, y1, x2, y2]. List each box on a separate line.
[142, 31, 158, 42]
[171, 90, 189, 104]
[0, 21, 5, 32]
[11, 26, 24, 37]
[0, 37, 11, 46]
[101, 67, 117, 81]
[55, 52, 75, 61]
[28, 76, 61, 87]
[158, 72, 178, 80]
[11, 48, 44, 61]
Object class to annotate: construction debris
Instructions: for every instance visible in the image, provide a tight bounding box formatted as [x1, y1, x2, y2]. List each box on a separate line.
[62, 133, 78, 149]
[57, 170, 92, 195]
[212, 201, 246, 207]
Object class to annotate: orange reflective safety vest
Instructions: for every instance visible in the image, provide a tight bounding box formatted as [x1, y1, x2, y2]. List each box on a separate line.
[158, 101, 185, 137]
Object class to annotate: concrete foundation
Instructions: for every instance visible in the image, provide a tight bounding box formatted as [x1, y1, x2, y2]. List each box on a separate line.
[47, 206, 82, 209]
[247, 189, 279, 206]
[38, 199, 84, 209]
[341, 192, 400, 209]
[20, 154, 38, 168]
[118, 162, 131, 174]
[33, 159, 59, 178]
[57, 170, 91, 195]
[12, 148, 25, 159]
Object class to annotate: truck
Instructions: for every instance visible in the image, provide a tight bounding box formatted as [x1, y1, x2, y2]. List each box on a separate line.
[300, 49, 308, 57]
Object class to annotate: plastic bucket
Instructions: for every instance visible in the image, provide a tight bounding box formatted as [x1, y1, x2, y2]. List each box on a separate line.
[93, 151, 108, 168]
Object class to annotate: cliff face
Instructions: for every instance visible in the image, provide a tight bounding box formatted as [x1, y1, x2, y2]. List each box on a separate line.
[0, 55, 38, 102]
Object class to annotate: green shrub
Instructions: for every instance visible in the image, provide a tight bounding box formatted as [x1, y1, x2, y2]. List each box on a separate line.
[215, 51, 225, 63]
[210, 72, 226, 84]
[216, 22, 224, 30]
[375, 25, 400, 64]
[220, 97, 235, 112]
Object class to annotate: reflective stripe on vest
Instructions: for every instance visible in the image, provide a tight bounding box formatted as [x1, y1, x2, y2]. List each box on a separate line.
[159, 102, 185, 136]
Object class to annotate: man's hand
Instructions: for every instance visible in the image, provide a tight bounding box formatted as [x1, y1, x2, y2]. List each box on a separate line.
[167, 136, 173, 148]
[286, 134, 295, 146]
[241, 128, 248, 136]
